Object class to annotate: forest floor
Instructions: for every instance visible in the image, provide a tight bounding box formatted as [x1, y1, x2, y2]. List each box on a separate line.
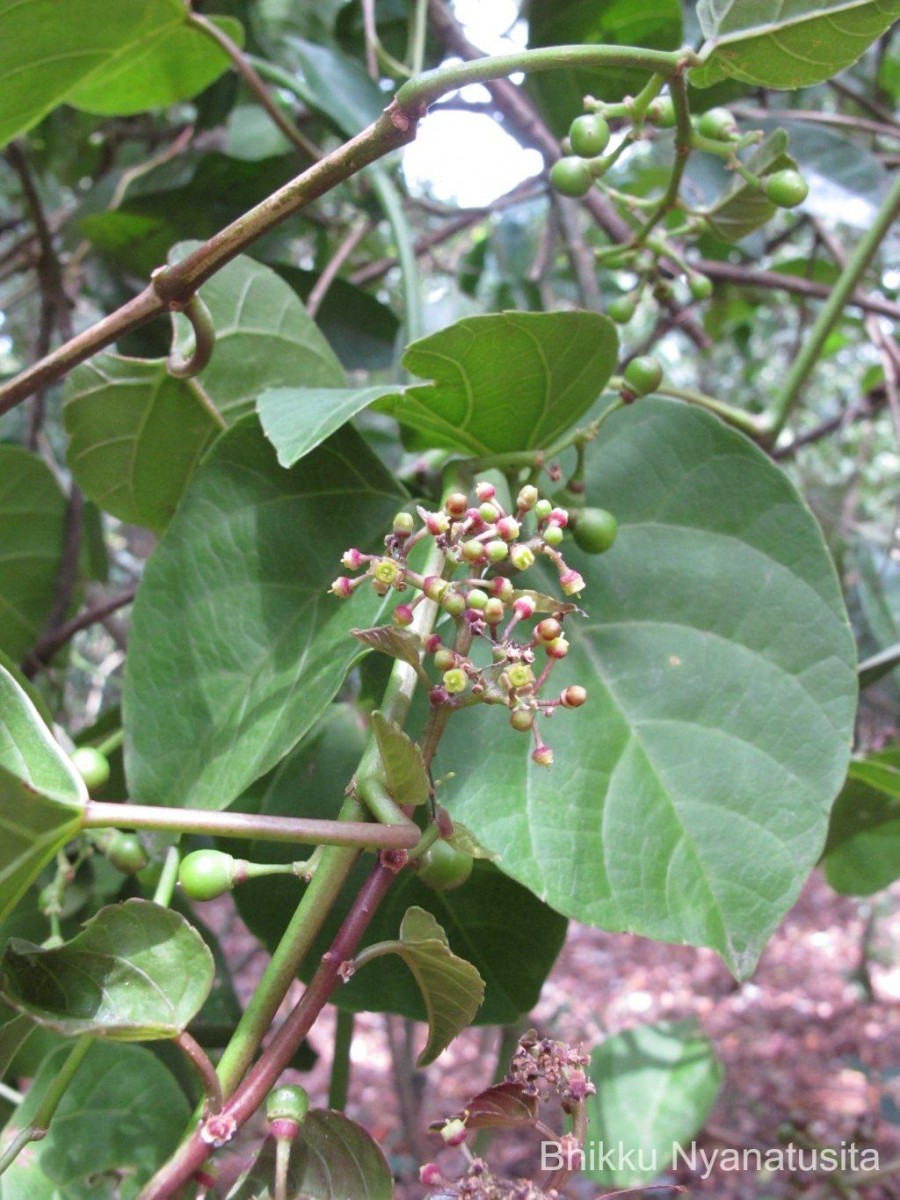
[217, 871, 900, 1200]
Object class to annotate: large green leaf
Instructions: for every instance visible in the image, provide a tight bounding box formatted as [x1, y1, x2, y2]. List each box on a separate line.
[226, 1110, 393, 1200]
[584, 1020, 723, 1187]
[0, 899, 214, 1039]
[260, 313, 619, 463]
[0, 1041, 190, 1199]
[257, 385, 391, 468]
[66, 16, 242, 116]
[821, 747, 900, 895]
[63, 357, 221, 533]
[527, 0, 683, 132]
[358, 907, 485, 1066]
[0, 0, 236, 147]
[226, 705, 566, 1022]
[64, 250, 344, 531]
[0, 665, 87, 923]
[0, 446, 66, 660]
[694, 0, 900, 89]
[124, 421, 404, 811]
[437, 399, 857, 977]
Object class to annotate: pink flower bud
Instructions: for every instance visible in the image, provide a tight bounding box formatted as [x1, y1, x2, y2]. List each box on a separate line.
[496, 516, 520, 542]
[550, 507, 569, 527]
[517, 485, 539, 511]
[440, 1117, 468, 1146]
[546, 635, 570, 659]
[532, 744, 554, 768]
[424, 634, 442, 654]
[426, 511, 450, 535]
[492, 577, 514, 601]
[475, 481, 496, 501]
[513, 596, 536, 619]
[330, 576, 354, 598]
[393, 605, 414, 626]
[424, 575, 448, 602]
[560, 569, 586, 596]
[445, 492, 468, 517]
[420, 1163, 445, 1187]
[341, 548, 364, 570]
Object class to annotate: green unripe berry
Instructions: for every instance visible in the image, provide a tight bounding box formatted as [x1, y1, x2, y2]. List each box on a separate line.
[434, 649, 456, 672]
[442, 591, 466, 618]
[461, 538, 486, 563]
[543, 523, 564, 548]
[550, 156, 593, 198]
[466, 588, 489, 610]
[107, 833, 148, 875]
[71, 746, 110, 793]
[443, 668, 467, 694]
[510, 707, 534, 732]
[608, 296, 637, 324]
[179, 850, 236, 901]
[392, 512, 415, 536]
[417, 841, 474, 891]
[486, 539, 509, 563]
[483, 597, 505, 625]
[623, 355, 663, 397]
[764, 169, 808, 209]
[266, 1085, 309, 1125]
[697, 107, 737, 141]
[573, 508, 618, 554]
[569, 113, 611, 158]
[517, 486, 538, 511]
[479, 502, 499, 523]
[647, 96, 675, 127]
[688, 273, 713, 301]
[535, 499, 553, 520]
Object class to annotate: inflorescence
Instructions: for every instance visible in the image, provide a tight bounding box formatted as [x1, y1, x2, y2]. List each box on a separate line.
[330, 481, 592, 768]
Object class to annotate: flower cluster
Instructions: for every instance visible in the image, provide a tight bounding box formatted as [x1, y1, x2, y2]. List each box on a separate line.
[507, 1029, 595, 1110]
[420, 1158, 559, 1200]
[330, 481, 590, 767]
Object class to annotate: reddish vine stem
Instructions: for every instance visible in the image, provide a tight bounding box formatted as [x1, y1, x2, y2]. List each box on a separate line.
[137, 858, 398, 1200]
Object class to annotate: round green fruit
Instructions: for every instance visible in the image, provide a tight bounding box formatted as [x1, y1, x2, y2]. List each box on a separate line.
[569, 113, 610, 158]
[266, 1084, 309, 1125]
[416, 841, 474, 891]
[608, 296, 637, 324]
[550, 156, 593, 198]
[107, 833, 148, 875]
[573, 508, 618, 555]
[71, 746, 110, 792]
[647, 96, 675, 128]
[179, 850, 236, 901]
[623, 355, 663, 397]
[697, 107, 737, 141]
[689, 273, 713, 301]
[764, 169, 808, 209]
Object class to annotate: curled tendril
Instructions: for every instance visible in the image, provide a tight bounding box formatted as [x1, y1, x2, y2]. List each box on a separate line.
[166, 293, 215, 379]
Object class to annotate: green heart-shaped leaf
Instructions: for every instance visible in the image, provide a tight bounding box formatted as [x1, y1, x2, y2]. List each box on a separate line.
[0, 899, 214, 1039]
[438, 399, 857, 977]
[0, 665, 87, 923]
[124, 422, 404, 811]
[821, 746, 900, 895]
[226, 1109, 393, 1200]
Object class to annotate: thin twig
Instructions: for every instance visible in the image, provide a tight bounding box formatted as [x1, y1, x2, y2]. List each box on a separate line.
[23, 586, 138, 675]
[186, 11, 320, 161]
[176, 1031, 223, 1115]
[733, 104, 900, 141]
[694, 259, 900, 321]
[552, 195, 602, 309]
[307, 218, 375, 317]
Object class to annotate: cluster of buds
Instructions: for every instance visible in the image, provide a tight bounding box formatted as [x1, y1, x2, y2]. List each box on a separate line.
[507, 1030, 595, 1111]
[330, 481, 591, 767]
[420, 1158, 559, 1199]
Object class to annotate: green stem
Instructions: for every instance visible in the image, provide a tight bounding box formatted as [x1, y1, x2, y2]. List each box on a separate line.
[0, 1036, 93, 1178]
[212, 544, 447, 1098]
[396, 45, 691, 112]
[94, 728, 124, 758]
[633, 72, 692, 246]
[274, 1136, 292, 1200]
[647, 382, 763, 436]
[164, 293, 216, 380]
[83, 801, 419, 850]
[356, 775, 416, 827]
[327, 1009, 354, 1111]
[152, 846, 180, 908]
[369, 169, 422, 348]
[762, 172, 900, 443]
